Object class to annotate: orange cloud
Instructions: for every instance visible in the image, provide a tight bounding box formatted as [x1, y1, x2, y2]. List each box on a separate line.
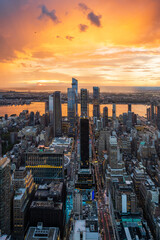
[1, 0, 160, 90]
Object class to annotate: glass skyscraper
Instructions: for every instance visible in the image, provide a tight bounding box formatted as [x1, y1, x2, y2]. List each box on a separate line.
[80, 118, 89, 169]
[49, 94, 54, 123]
[68, 88, 76, 136]
[93, 87, 100, 119]
[103, 107, 108, 128]
[72, 78, 78, 117]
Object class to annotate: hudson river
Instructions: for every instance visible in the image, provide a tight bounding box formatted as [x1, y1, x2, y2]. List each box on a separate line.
[0, 102, 148, 117]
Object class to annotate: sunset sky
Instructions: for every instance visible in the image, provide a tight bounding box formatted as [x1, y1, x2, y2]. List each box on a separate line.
[1, 0, 160, 91]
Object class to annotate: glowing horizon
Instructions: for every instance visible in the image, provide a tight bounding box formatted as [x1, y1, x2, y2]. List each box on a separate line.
[1, 0, 160, 91]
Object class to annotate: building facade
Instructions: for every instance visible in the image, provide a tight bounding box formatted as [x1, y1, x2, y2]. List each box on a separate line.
[93, 87, 100, 119]
[53, 91, 62, 137]
[81, 89, 88, 118]
[0, 157, 11, 235]
[67, 88, 76, 136]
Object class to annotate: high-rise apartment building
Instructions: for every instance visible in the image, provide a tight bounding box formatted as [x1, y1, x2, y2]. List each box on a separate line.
[0, 157, 11, 235]
[68, 88, 76, 136]
[93, 87, 100, 119]
[103, 107, 108, 128]
[81, 89, 88, 117]
[80, 118, 89, 169]
[53, 91, 62, 137]
[112, 103, 116, 120]
[72, 78, 78, 116]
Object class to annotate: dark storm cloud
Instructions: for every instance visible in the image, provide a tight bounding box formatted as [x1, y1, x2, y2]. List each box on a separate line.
[78, 2, 90, 11]
[66, 36, 74, 41]
[79, 24, 88, 32]
[39, 5, 60, 23]
[87, 12, 101, 27]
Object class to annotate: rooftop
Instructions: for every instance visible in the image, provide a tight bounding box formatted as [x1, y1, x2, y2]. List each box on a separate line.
[14, 188, 26, 201]
[25, 223, 59, 240]
[30, 201, 63, 210]
[110, 136, 117, 145]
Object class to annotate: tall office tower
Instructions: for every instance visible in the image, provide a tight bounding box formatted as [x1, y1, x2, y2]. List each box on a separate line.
[72, 78, 78, 116]
[103, 107, 108, 128]
[151, 102, 155, 120]
[80, 118, 89, 169]
[49, 94, 54, 123]
[53, 91, 62, 137]
[127, 111, 133, 129]
[0, 157, 11, 235]
[128, 103, 132, 112]
[147, 108, 151, 121]
[93, 87, 100, 119]
[123, 113, 128, 125]
[109, 136, 118, 169]
[112, 103, 116, 120]
[29, 111, 35, 126]
[81, 89, 88, 117]
[157, 105, 160, 130]
[68, 88, 76, 136]
[45, 100, 49, 113]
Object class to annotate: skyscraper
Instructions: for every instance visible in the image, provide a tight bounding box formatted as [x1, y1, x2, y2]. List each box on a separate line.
[68, 88, 76, 136]
[49, 94, 54, 123]
[29, 111, 35, 126]
[112, 103, 116, 120]
[151, 102, 155, 120]
[103, 107, 108, 128]
[80, 118, 89, 169]
[53, 91, 62, 137]
[93, 87, 100, 119]
[147, 108, 151, 121]
[72, 78, 78, 116]
[128, 103, 132, 112]
[81, 89, 88, 117]
[0, 157, 11, 235]
[109, 136, 118, 169]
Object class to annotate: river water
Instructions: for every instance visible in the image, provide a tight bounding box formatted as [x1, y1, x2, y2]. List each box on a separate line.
[0, 102, 148, 117]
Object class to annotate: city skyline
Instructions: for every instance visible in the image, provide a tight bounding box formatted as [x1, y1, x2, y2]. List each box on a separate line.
[1, 0, 160, 90]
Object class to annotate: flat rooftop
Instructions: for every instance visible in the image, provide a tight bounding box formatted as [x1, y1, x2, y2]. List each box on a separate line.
[110, 136, 117, 145]
[26, 224, 59, 240]
[14, 188, 26, 201]
[30, 201, 63, 210]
